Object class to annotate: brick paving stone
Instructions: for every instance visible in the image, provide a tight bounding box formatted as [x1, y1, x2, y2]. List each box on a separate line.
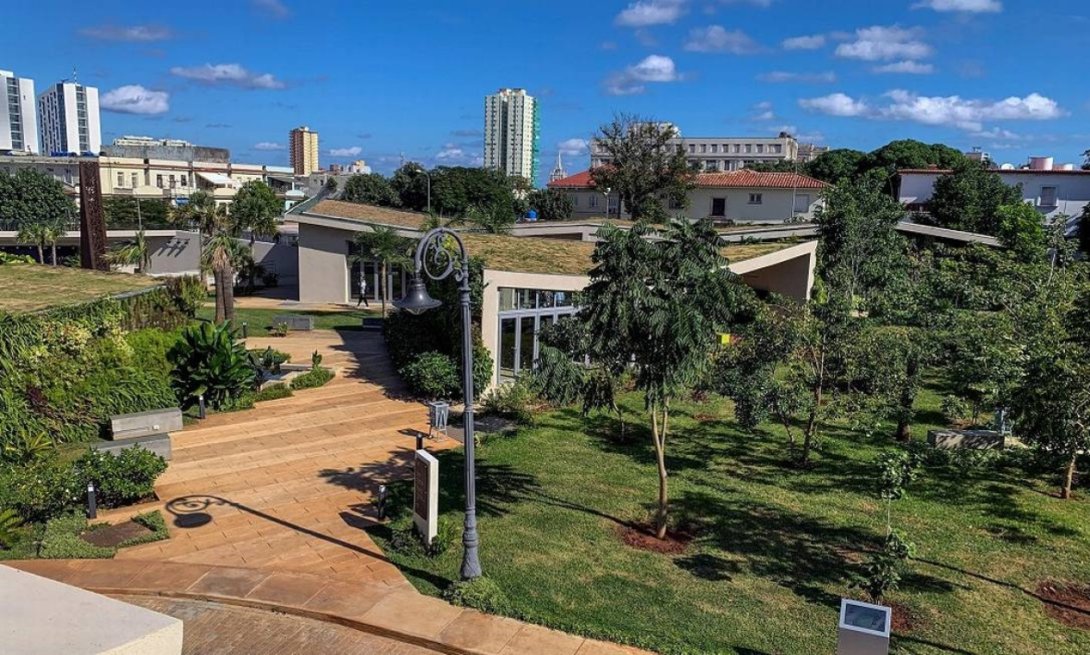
[187, 567, 269, 598]
[438, 609, 524, 654]
[360, 591, 465, 641]
[500, 624, 586, 655]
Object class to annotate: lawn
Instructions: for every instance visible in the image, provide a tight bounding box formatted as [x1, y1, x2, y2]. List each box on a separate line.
[0, 264, 161, 314]
[194, 306, 379, 332]
[370, 382, 1090, 654]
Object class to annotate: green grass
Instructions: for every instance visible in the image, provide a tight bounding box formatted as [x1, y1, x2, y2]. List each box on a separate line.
[0, 263, 160, 314]
[195, 307, 379, 332]
[370, 385, 1090, 655]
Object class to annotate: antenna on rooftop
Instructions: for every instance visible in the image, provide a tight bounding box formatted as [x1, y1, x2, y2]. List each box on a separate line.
[72, 67, 78, 84]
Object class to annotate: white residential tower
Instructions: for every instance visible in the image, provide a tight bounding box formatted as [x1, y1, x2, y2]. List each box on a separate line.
[0, 70, 39, 154]
[38, 80, 101, 155]
[483, 88, 539, 182]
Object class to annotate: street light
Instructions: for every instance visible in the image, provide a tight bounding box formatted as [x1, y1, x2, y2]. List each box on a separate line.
[394, 227, 481, 580]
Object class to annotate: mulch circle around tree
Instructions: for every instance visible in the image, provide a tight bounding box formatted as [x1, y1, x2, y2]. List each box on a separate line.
[80, 521, 153, 548]
[1037, 581, 1090, 630]
[617, 523, 694, 555]
[887, 601, 920, 634]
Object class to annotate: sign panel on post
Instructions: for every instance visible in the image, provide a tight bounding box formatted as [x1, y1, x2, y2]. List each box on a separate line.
[413, 449, 439, 545]
[836, 598, 891, 655]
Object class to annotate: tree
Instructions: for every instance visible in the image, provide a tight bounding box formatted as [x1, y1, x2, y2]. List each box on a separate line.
[815, 171, 908, 311]
[16, 221, 49, 264]
[173, 191, 237, 323]
[927, 162, 1022, 234]
[102, 197, 169, 227]
[1078, 204, 1090, 254]
[342, 173, 401, 207]
[351, 226, 412, 317]
[996, 202, 1047, 262]
[391, 163, 430, 211]
[106, 229, 152, 273]
[527, 188, 574, 221]
[430, 166, 515, 218]
[325, 177, 338, 192]
[1081, 148, 1090, 171]
[866, 139, 966, 173]
[589, 114, 695, 222]
[581, 219, 749, 538]
[230, 180, 281, 289]
[0, 169, 75, 229]
[465, 202, 515, 234]
[744, 160, 799, 174]
[806, 149, 866, 184]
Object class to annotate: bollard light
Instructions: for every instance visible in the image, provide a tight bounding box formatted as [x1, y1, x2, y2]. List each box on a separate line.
[242, 321, 248, 339]
[377, 484, 388, 520]
[198, 394, 207, 419]
[86, 482, 97, 519]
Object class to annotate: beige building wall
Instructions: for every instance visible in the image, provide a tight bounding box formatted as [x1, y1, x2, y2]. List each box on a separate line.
[686, 187, 824, 223]
[290, 127, 320, 175]
[298, 223, 351, 303]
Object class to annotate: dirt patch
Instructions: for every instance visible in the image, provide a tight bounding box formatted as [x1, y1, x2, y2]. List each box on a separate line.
[1037, 581, 1090, 630]
[617, 523, 693, 555]
[81, 521, 153, 548]
[888, 601, 921, 634]
[693, 413, 717, 422]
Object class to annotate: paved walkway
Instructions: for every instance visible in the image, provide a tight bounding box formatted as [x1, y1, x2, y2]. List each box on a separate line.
[103, 328, 443, 588]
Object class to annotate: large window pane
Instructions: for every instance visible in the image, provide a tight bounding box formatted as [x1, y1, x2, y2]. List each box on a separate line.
[499, 288, 515, 311]
[500, 318, 517, 379]
[519, 316, 535, 372]
[517, 289, 534, 310]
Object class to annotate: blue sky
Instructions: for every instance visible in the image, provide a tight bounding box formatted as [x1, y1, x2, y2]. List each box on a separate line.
[4, 0, 1089, 184]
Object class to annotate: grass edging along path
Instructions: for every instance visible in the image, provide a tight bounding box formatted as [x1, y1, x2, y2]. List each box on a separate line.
[195, 307, 377, 332]
[371, 387, 1090, 655]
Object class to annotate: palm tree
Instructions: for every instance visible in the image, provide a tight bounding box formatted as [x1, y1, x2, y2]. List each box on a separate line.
[173, 191, 238, 323]
[350, 226, 411, 317]
[466, 201, 515, 234]
[106, 229, 151, 272]
[43, 222, 64, 266]
[17, 222, 48, 264]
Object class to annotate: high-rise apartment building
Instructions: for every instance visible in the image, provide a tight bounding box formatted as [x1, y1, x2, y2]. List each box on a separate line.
[290, 126, 320, 175]
[38, 80, 101, 155]
[483, 88, 539, 182]
[0, 69, 39, 154]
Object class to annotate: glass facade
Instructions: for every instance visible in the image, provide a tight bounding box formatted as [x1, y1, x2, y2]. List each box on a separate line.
[496, 286, 578, 382]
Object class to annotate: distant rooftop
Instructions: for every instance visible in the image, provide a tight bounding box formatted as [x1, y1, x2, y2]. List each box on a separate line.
[0, 264, 161, 314]
[305, 199, 432, 230]
[549, 169, 828, 190]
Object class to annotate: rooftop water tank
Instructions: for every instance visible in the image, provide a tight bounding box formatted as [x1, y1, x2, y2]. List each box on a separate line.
[1028, 156, 1054, 171]
[1000, 163, 1015, 170]
[1059, 163, 1075, 171]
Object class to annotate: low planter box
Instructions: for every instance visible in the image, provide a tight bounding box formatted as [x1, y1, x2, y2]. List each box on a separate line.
[927, 429, 1005, 450]
[274, 315, 314, 331]
[110, 408, 183, 441]
[93, 433, 172, 460]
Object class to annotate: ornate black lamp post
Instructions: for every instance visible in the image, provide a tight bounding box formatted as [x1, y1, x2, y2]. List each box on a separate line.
[394, 227, 481, 580]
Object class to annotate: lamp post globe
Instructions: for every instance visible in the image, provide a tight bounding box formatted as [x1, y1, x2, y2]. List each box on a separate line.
[394, 228, 482, 581]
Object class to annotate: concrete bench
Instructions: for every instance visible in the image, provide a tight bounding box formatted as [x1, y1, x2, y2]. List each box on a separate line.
[94, 433, 172, 460]
[274, 314, 314, 331]
[111, 408, 182, 441]
[927, 429, 1005, 450]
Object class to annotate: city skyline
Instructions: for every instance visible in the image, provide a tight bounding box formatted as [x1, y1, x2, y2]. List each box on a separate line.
[4, 0, 1089, 183]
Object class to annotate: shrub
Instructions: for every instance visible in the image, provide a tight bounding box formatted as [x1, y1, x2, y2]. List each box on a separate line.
[442, 577, 512, 614]
[387, 515, 457, 558]
[126, 328, 181, 381]
[74, 447, 167, 508]
[250, 347, 291, 377]
[400, 351, 460, 399]
[38, 513, 114, 560]
[253, 383, 293, 402]
[271, 322, 290, 337]
[940, 395, 971, 425]
[290, 367, 334, 390]
[117, 510, 169, 548]
[0, 457, 84, 523]
[481, 377, 538, 425]
[168, 322, 256, 410]
[0, 509, 24, 549]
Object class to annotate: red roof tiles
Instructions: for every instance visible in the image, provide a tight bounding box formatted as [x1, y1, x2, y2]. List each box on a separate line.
[547, 169, 828, 190]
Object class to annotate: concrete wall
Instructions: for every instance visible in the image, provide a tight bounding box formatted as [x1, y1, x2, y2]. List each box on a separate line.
[899, 170, 1090, 220]
[147, 230, 201, 276]
[248, 237, 299, 287]
[298, 223, 351, 303]
[731, 241, 817, 301]
[561, 187, 823, 223]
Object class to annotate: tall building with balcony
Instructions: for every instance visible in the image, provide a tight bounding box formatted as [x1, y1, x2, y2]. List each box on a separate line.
[38, 80, 100, 155]
[0, 69, 39, 154]
[290, 126, 320, 175]
[483, 88, 539, 182]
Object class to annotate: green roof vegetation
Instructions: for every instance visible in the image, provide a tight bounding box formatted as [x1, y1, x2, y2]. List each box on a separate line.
[461, 234, 795, 276]
[0, 264, 161, 314]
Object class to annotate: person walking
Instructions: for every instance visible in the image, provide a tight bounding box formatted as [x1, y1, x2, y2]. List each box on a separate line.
[357, 270, 370, 308]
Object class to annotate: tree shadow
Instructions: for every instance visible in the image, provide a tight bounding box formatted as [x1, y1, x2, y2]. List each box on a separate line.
[675, 552, 741, 582]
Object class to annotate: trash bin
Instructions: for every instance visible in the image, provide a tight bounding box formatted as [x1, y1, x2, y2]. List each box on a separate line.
[427, 401, 449, 440]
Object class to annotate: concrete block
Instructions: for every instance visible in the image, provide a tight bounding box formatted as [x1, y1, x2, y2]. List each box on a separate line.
[274, 314, 314, 331]
[94, 433, 172, 460]
[0, 566, 183, 655]
[927, 429, 1005, 450]
[110, 408, 182, 441]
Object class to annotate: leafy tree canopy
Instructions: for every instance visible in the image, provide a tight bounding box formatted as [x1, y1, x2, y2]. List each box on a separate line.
[865, 139, 967, 174]
[805, 149, 867, 184]
[927, 162, 1022, 235]
[343, 173, 401, 207]
[0, 169, 76, 228]
[102, 197, 170, 227]
[231, 180, 282, 240]
[527, 188, 574, 221]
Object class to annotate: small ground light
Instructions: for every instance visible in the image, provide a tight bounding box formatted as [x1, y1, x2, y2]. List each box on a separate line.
[198, 394, 207, 419]
[86, 482, 97, 519]
[377, 485, 388, 519]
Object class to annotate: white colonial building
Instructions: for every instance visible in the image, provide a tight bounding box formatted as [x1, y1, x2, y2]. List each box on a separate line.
[548, 169, 827, 224]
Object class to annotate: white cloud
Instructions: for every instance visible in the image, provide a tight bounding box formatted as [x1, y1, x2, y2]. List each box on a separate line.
[252, 0, 291, 18]
[557, 138, 589, 156]
[330, 146, 363, 157]
[605, 54, 682, 95]
[799, 90, 1064, 132]
[79, 24, 173, 42]
[684, 26, 761, 54]
[170, 63, 285, 89]
[799, 93, 870, 117]
[254, 142, 285, 151]
[970, 127, 1020, 140]
[873, 60, 934, 74]
[719, 0, 773, 6]
[758, 70, 836, 84]
[782, 34, 825, 50]
[99, 85, 169, 115]
[615, 0, 685, 27]
[835, 26, 932, 61]
[435, 145, 484, 166]
[913, 0, 1001, 12]
[753, 101, 776, 121]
